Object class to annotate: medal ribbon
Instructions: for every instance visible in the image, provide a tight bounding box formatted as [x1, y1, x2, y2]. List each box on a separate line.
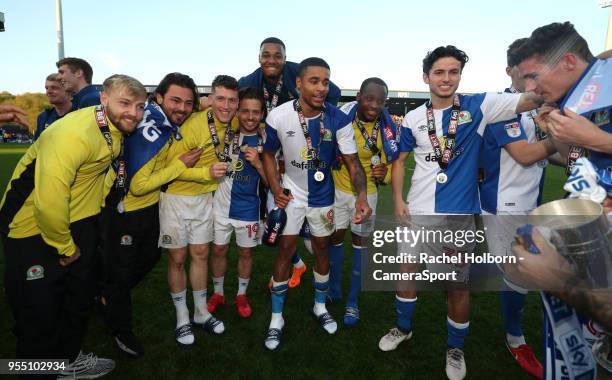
[426, 95, 461, 170]
[294, 100, 326, 171]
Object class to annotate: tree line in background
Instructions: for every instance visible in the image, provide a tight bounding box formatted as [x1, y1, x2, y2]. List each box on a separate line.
[0, 91, 49, 134]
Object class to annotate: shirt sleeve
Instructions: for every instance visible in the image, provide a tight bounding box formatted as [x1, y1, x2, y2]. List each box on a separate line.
[399, 116, 417, 152]
[480, 92, 521, 125]
[129, 144, 187, 196]
[169, 116, 213, 183]
[34, 131, 90, 256]
[335, 112, 358, 155]
[263, 120, 281, 153]
[487, 117, 527, 148]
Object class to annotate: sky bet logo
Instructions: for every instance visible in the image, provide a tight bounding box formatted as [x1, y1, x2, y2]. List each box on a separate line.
[575, 83, 600, 111]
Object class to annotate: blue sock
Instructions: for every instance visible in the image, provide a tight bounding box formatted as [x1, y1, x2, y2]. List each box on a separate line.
[328, 243, 344, 299]
[313, 275, 329, 304]
[447, 317, 470, 349]
[500, 282, 526, 338]
[395, 295, 417, 333]
[346, 245, 364, 308]
[291, 251, 301, 265]
[271, 282, 288, 313]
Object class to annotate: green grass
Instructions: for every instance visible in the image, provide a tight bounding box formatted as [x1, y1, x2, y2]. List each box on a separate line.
[0, 145, 566, 379]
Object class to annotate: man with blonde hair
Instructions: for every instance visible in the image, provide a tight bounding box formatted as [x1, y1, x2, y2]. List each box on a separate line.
[0, 74, 147, 379]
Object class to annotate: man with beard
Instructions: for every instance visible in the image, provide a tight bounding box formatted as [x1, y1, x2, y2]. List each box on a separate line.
[328, 77, 399, 326]
[379, 46, 542, 380]
[160, 75, 237, 345]
[101, 73, 202, 357]
[262, 57, 371, 351]
[34, 73, 72, 140]
[0, 74, 147, 379]
[57, 57, 101, 110]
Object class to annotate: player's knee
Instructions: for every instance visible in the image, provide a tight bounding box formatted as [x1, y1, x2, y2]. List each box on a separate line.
[330, 229, 345, 245]
[189, 245, 209, 262]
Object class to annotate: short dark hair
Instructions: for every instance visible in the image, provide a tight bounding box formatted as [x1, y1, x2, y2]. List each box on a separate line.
[507, 38, 529, 67]
[360, 77, 388, 94]
[513, 22, 593, 66]
[422, 46, 469, 74]
[155, 72, 199, 110]
[298, 57, 330, 78]
[239, 87, 265, 110]
[211, 75, 239, 92]
[56, 57, 93, 84]
[260, 37, 285, 50]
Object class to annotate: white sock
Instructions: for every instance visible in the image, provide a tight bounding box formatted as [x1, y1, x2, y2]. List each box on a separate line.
[170, 289, 190, 328]
[237, 277, 250, 296]
[506, 333, 526, 348]
[294, 258, 305, 269]
[212, 276, 224, 296]
[269, 312, 284, 330]
[192, 289, 211, 324]
[313, 271, 329, 316]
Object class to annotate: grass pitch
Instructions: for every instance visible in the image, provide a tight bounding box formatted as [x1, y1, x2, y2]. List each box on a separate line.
[0, 143, 566, 379]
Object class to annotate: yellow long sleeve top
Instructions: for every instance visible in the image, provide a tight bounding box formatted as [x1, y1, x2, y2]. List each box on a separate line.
[0, 106, 122, 256]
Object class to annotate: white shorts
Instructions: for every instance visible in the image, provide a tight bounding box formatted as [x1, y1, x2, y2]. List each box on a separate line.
[482, 210, 529, 257]
[397, 212, 475, 283]
[213, 214, 259, 248]
[283, 201, 334, 238]
[159, 192, 213, 248]
[334, 189, 377, 237]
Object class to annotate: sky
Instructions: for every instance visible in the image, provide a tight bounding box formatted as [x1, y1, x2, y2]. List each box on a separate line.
[0, 0, 610, 95]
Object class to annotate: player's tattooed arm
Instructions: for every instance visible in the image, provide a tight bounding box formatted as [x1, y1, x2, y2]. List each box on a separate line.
[342, 153, 367, 198]
[553, 277, 612, 332]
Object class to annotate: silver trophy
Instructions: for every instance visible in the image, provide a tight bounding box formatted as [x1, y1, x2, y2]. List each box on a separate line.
[528, 198, 612, 371]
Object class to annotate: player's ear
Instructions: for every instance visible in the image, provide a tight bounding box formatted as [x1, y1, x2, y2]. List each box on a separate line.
[296, 77, 302, 92]
[422, 72, 430, 85]
[100, 91, 109, 107]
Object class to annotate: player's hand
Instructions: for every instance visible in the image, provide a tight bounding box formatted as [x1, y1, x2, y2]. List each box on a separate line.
[273, 188, 293, 209]
[200, 96, 212, 110]
[59, 245, 81, 267]
[394, 201, 410, 225]
[547, 108, 602, 146]
[209, 162, 229, 179]
[352, 196, 372, 224]
[534, 104, 557, 133]
[179, 148, 202, 168]
[371, 164, 388, 181]
[244, 147, 261, 168]
[503, 228, 573, 290]
[0, 104, 29, 128]
[604, 196, 612, 215]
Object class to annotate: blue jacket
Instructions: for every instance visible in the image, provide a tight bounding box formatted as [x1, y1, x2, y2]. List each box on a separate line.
[238, 61, 341, 106]
[71, 85, 100, 111]
[34, 108, 62, 140]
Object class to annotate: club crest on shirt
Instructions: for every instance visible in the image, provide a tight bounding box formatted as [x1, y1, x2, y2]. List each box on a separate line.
[457, 111, 472, 125]
[162, 235, 172, 245]
[504, 122, 521, 138]
[321, 128, 333, 142]
[592, 110, 610, 126]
